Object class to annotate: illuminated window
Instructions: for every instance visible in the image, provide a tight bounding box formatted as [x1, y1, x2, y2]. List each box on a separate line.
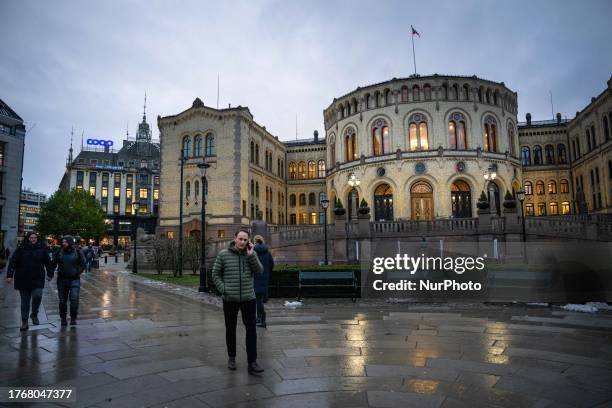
[153, 189, 159, 200]
[299, 213, 307, 224]
[310, 212, 317, 224]
[408, 113, 428, 151]
[537, 202, 546, 216]
[344, 127, 357, 161]
[560, 179, 569, 193]
[535, 181, 544, 195]
[561, 201, 570, 214]
[288, 162, 297, 179]
[139, 188, 148, 199]
[524, 181, 533, 195]
[483, 116, 497, 152]
[372, 118, 390, 156]
[89, 186, 96, 196]
[549, 202, 558, 215]
[308, 161, 316, 178]
[548, 181, 557, 194]
[102, 187, 108, 198]
[317, 160, 326, 178]
[448, 113, 467, 150]
[525, 203, 534, 216]
[298, 161, 306, 179]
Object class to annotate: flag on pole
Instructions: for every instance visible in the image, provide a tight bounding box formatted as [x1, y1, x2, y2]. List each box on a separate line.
[411, 25, 420, 37]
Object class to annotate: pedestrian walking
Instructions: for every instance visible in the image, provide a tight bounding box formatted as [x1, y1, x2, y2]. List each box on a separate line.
[51, 235, 85, 326]
[6, 232, 53, 331]
[82, 243, 95, 273]
[4, 247, 9, 260]
[211, 229, 264, 374]
[253, 235, 273, 328]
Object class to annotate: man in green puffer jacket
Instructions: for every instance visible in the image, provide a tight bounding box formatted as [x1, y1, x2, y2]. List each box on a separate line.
[212, 229, 264, 375]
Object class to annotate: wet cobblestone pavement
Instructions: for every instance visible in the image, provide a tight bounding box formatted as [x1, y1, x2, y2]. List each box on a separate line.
[2, 265, 612, 407]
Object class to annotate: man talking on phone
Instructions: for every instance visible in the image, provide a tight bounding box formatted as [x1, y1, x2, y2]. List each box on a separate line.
[212, 229, 264, 374]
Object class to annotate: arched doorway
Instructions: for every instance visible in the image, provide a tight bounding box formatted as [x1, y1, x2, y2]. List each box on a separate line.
[487, 181, 501, 215]
[347, 188, 359, 220]
[374, 184, 394, 221]
[451, 180, 472, 218]
[411, 181, 434, 220]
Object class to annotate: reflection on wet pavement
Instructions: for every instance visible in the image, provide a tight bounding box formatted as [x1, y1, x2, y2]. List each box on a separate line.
[1, 267, 612, 407]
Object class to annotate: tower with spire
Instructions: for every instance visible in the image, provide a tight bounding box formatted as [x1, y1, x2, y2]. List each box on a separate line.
[67, 126, 74, 165]
[136, 92, 152, 143]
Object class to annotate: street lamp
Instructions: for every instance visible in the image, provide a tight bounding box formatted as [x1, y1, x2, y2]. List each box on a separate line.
[321, 197, 330, 265]
[132, 201, 140, 273]
[348, 173, 360, 187]
[483, 165, 497, 213]
[178, 155, 185, 277]
[516, 189, 527, 263]
[0, 196, 5, 250]
[197, 161, 210, 292]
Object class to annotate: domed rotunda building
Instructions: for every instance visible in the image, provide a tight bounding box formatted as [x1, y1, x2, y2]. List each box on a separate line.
[324, 75, 522, 221]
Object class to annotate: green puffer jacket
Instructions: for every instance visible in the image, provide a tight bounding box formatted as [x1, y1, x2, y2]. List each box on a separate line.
[211, 241, 263, 302]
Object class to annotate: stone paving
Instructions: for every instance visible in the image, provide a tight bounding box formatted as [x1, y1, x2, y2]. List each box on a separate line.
[1, 265, 612, 407]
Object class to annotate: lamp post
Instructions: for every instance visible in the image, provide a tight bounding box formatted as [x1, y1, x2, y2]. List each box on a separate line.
[516, 189, 527, 263]
[321, 198, 329, 265]
[178, 156, 185, 277]
[483, 165, 497, 214]
[132, 202, 140, 273]
[346, 173, 360, 262]
[0, 196, 5, 250]
[197, 161, 210, 292]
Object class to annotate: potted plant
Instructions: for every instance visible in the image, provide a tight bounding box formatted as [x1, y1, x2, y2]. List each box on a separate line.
[476, 191, 490, 210]
[502, 191, 517, 209]
[333, 198, 346, 216]
[358, 198, 370, 215]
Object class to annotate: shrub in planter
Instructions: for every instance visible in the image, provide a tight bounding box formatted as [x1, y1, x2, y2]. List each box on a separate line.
[477, 191, 490, 210]
[334, 198, 346, 216]
[502, 191, 517, 209]
[358, 198, 370, 215]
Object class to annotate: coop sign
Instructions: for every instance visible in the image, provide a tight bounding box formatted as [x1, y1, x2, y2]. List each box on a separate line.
[87, 139, 114, 147]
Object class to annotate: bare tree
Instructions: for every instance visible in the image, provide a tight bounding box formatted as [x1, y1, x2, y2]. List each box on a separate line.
[150, 238, 168, 274]
[183, 236, 202, 275]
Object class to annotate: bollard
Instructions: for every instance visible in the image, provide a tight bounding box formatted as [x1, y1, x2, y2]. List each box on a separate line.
[115, 255, 118, 263]
[105, 255, 108, 264]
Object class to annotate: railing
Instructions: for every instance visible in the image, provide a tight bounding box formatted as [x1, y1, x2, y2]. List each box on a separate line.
[525, 216, 586, 237]
[491, 216, 505, 234]
[371, 218, 478, 236]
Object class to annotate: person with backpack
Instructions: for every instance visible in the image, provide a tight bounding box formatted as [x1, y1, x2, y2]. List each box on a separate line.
[51, 235, 85, 326]
[253, 235, 273, 328]
[6, 232, 53, 331]
[211, 229, 264, 375]
[82, 244, 95, 273]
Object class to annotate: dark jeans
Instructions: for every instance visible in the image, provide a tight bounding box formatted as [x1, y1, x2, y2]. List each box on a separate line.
[223, 299, 257, 363]
[57, 278, 80, 318]
[256, 293, 266, 321]
[85, 259, 92, 273]
[19, 288, 43, 321]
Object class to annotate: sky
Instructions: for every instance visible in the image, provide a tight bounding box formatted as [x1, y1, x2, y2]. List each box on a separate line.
[1, 0, 611, 196]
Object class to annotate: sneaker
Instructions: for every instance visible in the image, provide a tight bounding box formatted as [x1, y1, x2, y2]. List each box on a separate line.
[227, 357, 236, 371]
[20, 320, 28, 332]
[30, 314, 39, 325]
[256, 321, 267, 328]
[248, 362, 264, 375]
[70, 317, 77, 326]
[60, 318, 68, 327]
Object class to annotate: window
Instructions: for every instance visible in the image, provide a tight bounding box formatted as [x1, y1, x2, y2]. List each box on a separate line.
[288, 162, 296, 179]
[255, 182, 259, 198]
[255, 144, 259, 165]
[89, 172, 97, 196]
[298, 161, 306, 179]
[536, 180, 545, 195]
[290, 194, 296, 207]
[290, 214, 296, 224]
[524, 181, 533, 195]
[544, 144, 554, 164]
[548, 181, 557, 194]
[139, 188, 148, 199]
[560, 179, 569, 193]
[299, 193, 306, 206]
[507, 124, 515, 156]
[401, 86, 409, 102]
[561, 201, 570, 215]
[533, 145, 543, 165]
[317, 160, 325, 178]
[91, 159, 97, 166]
[185, 181, 190, 200]
[194, 134, 203, 156]
[372, 118, 390, 155]
[0, 142, 5, 167]
[344, 127, 357, 161]
[310, 212, 317, 225]
[408, 113, 428, 151]
[521, 147, 531, 166]
[308, 161, 316, 178]
[205, 133, 215, 155]
[483, 116, 497, 152]
[557, 144, 567, 164]
[591, 125, 597, 148]
[308, 192, 316, 206]
[448, 113, 467, 149]
[525, 203, 534, 216]
[194, 180, 199, 198]
[604, 116, 610, 141]
[549, 202, 558, 215]
[537, 202, 546, 216]
[182, 136, 191, 158]
[250, 141, 254, 163]
[76, 171, 84, 189]
[299, 213, 307, 224]
[424, 84, 432, 100]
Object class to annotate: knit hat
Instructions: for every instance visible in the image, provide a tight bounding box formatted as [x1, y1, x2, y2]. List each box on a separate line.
[62, 235, 75, 246]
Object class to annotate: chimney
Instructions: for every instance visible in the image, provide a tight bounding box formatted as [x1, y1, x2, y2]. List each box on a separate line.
[526, 113, 531, 126]
[556, 112, 561, 124]
[313, 130, 319, 142]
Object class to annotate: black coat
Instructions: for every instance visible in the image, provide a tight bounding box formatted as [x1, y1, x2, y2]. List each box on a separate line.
[7, 242, 52, 290]
[253, 244, 273, 294]
[52, 247, 85, 280]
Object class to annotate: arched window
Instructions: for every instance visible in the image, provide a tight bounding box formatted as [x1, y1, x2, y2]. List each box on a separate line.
[194, 180, 199, 199]
[508, 124, 516, 156]
[344, 127, 357, 161]
[412, 85, 420, 101]
[401, 86, 409, 102]
[462, 84, 470, 101]
[524, 181, 533, 195]
[330, 142, 336, 165]
[288, 162, 297, 179]
[289, 194, 296, 207]
[308, 160, 316, 178]
[557, 144, 567, 164]
[299, 193, 306, 206]
[255, 143, 260, 165]
[448, 112, 467, 150]
[536, 180, 545, 195]
[533, 145, 543, 165]
[586, 129, 592, 151]
[298, 161, 306, 179]
[372, 118, 390, 155]
[424, 84, 432, 100]
[308, 192, 316, 206]
[560, 179, 569, 193]
[545, 144, 555, 164]
[250, 141, 254, 163]
[255, 182, 259, 198]
[483, 116, 497, 152]
[250, 179, 254, 196]
[521, 146, 531, 166]
[205, 133, 215, 156]
[384, 89, 392, 105]
[478, 87, 483, 102]
[441, 84, 448, 99]
[604, 116, 610, 141]
[374, 183, 394, 221]
[194, 134, 203, 157]
[451, 84, 459, 100]
[408, 113, 429, 151]
[548, 180, 557, 194]
[182, 136, 191, 158]
[185, 181, 190, 200]
[317, 160, 326, 178]
[486, 89, 491, 104]
[591, 125, 597, 148]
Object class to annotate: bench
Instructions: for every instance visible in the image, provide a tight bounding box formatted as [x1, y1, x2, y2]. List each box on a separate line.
[298, 271, 358, 302]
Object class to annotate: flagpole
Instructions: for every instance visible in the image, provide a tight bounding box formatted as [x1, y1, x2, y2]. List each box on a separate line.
[411, 31, 417, 75]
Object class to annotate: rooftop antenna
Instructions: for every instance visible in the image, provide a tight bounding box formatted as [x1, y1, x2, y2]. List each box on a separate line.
[126, 121, 130, 139]
[143, 91, 147, 119]
[80, 130, 84, 152]
[549, 90, 554, 120]
[295, 113, 298, 140]
[68, 126, 74, 163]
[217, 74, 220, 109]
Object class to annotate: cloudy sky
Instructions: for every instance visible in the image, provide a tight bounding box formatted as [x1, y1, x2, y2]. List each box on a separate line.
[2, 0, 611, 196]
